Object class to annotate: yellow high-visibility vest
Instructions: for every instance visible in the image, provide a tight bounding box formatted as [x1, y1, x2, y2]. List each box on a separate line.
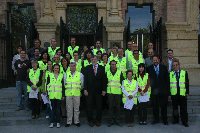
[65, 71, 81, 96]
[122, 79, 137, 105]
[170, 70, 186, 96]
[47, 73, 63, 100]
[107, 69, 122, 94]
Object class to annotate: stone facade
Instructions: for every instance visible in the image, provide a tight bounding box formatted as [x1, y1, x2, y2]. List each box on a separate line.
[0, 0, 199, 85]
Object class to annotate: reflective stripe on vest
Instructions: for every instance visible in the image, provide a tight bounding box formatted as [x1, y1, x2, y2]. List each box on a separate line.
[65, 72, 81, 96]
[27, 68, 41, 92]
[170, 70, 186, 96]
[107, 70, 122, 94]
[48, 73, 63, 100]
[122, 79, 137, 105]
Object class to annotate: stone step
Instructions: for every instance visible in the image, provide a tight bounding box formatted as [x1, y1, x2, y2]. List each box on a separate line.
[1, 106, 199, 119]
[0, 114, 198, 127]
[0, 109, 30, 118]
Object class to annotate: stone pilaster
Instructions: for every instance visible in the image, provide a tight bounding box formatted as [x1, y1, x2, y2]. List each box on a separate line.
[165, 0, 200, 85]
[35, 0, 57, 47]
[106, 0, 124, 48]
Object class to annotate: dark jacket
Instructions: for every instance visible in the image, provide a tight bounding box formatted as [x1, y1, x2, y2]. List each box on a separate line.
[148, 64, 170, 96]
[14, 59, 31, 81]
[84, 64, 106, 94]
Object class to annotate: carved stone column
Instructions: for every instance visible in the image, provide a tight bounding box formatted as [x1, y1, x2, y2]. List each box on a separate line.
[35, 0, 57, 47]
[106, 0, 124, 48]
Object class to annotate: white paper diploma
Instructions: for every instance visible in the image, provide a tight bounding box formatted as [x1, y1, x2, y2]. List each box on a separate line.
[41, 93, 50, 104]
[124, 98, 134, 110]
[138, 93, 149, 103]
[29, 89, 38, 99]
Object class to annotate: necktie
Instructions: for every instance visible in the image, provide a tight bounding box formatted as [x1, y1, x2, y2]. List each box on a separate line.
[155, 66, 159, 76]
[175, 72, 179, 80]
[94, 65, 97, 75]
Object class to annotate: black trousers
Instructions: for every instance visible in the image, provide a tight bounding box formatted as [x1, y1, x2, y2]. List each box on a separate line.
[108, 94, 121, 122]
[124, 106, 135, 123]
[138, 102, 148, 122]
[151, 95, 168, 122]
[29, 98, 40, 116]
[171, 95, 188, 124]
[50, 99, 61, 123]
[86, 93, 102, 122]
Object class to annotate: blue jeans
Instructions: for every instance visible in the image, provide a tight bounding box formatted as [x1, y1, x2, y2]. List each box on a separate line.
[16, 81, 28, 109]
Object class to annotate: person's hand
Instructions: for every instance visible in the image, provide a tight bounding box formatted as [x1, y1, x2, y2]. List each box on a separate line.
[128, 95, 133, 99]
[84, 90, 88, 96]
[102, 91, 106, 96]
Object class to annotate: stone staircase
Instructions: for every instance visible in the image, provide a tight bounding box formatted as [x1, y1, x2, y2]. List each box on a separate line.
[0, 86, 200, 126]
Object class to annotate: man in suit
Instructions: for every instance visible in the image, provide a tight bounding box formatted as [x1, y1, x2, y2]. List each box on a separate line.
[84, 56, 106, 127]
[148, 55, 170, 125]
[162, 49, 178, 72]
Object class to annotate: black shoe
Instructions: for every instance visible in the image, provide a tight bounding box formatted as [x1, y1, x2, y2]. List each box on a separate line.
[139, 121, 143, 125]
[151, 120, 159, 125]
[172, 120, 179, 124]
[115, 121, 122, 127]
[88, 122, 94, 127]
[65, 124, 70, 127]
[32, 115, 36, 119]
[75, 123, 81, 127]
[143, 121, 147, 125]
[95, 121, 101, 127]
[163, 121, 168, 125]
[107, 122, 114, 127]
[183, 123, 189, 127]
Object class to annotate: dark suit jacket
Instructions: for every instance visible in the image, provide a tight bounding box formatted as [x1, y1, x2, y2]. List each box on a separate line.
[84, 64, 106, 95]
[148, 64, 170, 96]
[162, 57, 178, 72]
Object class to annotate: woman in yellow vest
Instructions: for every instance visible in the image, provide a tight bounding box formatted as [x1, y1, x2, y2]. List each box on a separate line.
[44, 60, 53, 119]
[46, 64, 65, 128]
[27, 60, 43, 119]
[137, 63, 150, 125]
[60, 57, 70, 74]
[121, 70, 138, 127]
[38, 51, 49, 93]
[60, 57, 69, 118]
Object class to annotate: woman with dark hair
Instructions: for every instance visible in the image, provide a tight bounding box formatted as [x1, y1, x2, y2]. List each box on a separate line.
[101, 53, 110, 73]
[82, 49, 93, 68]
[38, 50, 50, 71]
[65, 52, 72, 61]
[46, 64, 65, 128]
[137, 63, 151, 125]
[60, 57, 70, 74]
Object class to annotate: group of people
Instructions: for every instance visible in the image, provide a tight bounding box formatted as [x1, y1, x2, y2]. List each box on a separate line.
[12, 37, 189, 128]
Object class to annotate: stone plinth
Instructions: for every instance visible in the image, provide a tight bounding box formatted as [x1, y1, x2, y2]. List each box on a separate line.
[35, 22, 57, 47]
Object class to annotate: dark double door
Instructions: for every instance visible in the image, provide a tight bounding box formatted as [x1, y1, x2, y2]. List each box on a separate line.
[65, 5, 98, 48]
